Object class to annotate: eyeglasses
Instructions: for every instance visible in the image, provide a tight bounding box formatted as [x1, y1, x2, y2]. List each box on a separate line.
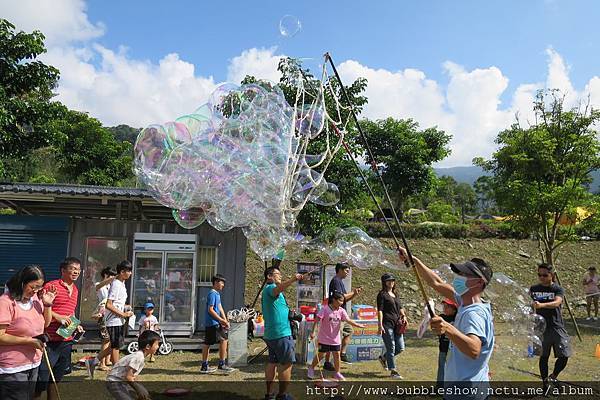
[538, 273, 550, 277]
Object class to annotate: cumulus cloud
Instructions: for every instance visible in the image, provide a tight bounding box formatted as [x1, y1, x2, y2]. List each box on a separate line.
[0, 0, 104, 45]
[338, 50, 600, 166]
[227, 47, 283, 84]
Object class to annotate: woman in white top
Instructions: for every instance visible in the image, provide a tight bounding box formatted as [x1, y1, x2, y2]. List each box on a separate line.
[0, 265, 56, 400]
[94, 267, 116, 371]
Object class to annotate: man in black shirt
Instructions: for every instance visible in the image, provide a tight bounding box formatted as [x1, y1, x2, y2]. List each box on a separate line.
[529, 263, 572, 391]
[323, 263, 362, 369]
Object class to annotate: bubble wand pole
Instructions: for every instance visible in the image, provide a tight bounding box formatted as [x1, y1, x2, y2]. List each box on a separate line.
[323, 52, 433, 318]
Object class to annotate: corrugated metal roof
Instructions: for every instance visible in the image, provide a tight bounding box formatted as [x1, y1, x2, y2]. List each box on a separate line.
[0, 183, 152, 199]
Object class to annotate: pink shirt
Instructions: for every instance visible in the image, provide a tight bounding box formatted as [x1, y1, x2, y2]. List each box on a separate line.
[316, 305, 348, 346]
[0, 294, 45, 373]
[583, 273, 599, 294]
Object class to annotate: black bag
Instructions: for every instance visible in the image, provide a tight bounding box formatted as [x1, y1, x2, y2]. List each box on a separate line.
[288, 310, 303, 339]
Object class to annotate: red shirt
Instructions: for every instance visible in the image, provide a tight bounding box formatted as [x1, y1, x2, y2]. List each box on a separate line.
[44, 279, 79, 342]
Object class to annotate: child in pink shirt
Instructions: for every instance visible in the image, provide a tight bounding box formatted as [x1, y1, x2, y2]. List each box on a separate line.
[308, 291, 364, 381]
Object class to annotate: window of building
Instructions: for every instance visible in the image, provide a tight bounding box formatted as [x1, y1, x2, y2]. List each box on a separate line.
[197, 246, 217, 285]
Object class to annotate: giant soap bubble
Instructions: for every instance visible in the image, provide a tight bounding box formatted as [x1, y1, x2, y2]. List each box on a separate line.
[135, 63, 349, 260]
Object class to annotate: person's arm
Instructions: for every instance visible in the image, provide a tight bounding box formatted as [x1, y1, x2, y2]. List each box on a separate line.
[105, 299, 133, 319]
[399, 248, 455, 299]
[95, 276, 115, 292]
[534, 295, 563, 309]
[309, 319, 319, 340]
[271, 274, 303, 297]
[0, 326, 44, 349]
[377, 293, 384, 334]
[346, 318, 365, 329]
[430, 316, 482, 359]
[124, 367, 150, 400]
[43, 304, 53, 328]
[218, 303, 229, 328]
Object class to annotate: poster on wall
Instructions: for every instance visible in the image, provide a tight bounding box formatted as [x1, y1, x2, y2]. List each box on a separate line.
[296, 262, 322, 308]
[324, 265, 352, 312]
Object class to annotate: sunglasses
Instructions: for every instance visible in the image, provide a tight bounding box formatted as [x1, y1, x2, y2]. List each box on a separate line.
[538, 273, 550, 277]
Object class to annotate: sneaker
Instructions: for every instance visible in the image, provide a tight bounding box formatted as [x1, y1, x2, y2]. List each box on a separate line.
[586, 317, 592, 321]
[149, 355, 156, 363]
[378, 355, 387, 370]
[323, 361, 336, 371]
[200, 365, 217, 374]
[340, 353, 353, 364]
[218, 364, 237, 373]
[264, 394, 276, 400]
[333, 372, 346, 381]
[390, 370, 403, 379]
[593, 317, 598, 321]
[85, 358, 98, 379]
[307, 366, 315, 379]
[275, 394, 294, 400]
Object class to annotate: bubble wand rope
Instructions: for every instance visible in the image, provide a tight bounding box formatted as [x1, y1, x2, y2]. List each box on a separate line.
[324, 52, 434, 318]
[43, 346, 62, 400]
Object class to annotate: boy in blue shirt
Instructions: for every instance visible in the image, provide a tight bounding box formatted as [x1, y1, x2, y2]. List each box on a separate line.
[201, 274, 235, 373]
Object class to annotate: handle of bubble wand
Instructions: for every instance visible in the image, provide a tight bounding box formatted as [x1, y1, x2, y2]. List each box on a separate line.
[43, 346, 62, 400]
[399, 250, 435, 318]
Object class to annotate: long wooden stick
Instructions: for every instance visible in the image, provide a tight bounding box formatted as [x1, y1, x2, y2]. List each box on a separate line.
[43, 346, 62, 400]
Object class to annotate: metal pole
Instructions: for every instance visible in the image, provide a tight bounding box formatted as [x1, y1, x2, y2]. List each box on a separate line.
[553, 270, 583, 342]
[323, 53, 434, 317]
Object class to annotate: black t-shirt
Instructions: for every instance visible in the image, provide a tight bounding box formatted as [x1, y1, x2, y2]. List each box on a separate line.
[438, 313, 456, 352]
[376, 291, 403, 329]
[329, 276, 347, 307]
[529, 283, 565, 330]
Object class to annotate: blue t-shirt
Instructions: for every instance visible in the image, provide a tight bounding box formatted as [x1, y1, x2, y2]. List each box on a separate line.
[262, 283, 291, 340]
[444, 295, 494, 400]
[205, 289, 221, 327]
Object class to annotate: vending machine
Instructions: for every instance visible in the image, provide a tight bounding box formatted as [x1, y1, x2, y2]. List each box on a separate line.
[131, 233, 197, 336]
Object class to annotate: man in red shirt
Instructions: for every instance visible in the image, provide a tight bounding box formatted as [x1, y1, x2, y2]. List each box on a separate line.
[35, 257, 84, 400]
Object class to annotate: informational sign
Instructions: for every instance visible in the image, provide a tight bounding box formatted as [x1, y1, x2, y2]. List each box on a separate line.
[296, 262, 323, 309]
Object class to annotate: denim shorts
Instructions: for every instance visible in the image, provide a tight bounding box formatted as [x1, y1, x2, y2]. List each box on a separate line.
[265, 336, 296, 365]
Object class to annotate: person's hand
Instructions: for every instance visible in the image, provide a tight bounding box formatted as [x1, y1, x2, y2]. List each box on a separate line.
[60, 316, 73, 326]
[309, 332, 315, 341]
[294, 273, 304, 282]
[430, 316, 450, 335]
[532, 301, 543, 310]
[29, 338, 45, 351]
[124, 311, 134, 318]
[400, 314, 408, 324]
[76, 325, 85, 333]
[222, 320, 230, 329]
[353, 287, 363, 296]
[398, 247, 408, 262]
[377, 325, 383, 335]
[356, 323, 366, 329]
[40, 285, 57, 306]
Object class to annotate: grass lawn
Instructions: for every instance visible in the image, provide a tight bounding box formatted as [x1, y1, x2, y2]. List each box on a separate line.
[58, 323, 599, 399]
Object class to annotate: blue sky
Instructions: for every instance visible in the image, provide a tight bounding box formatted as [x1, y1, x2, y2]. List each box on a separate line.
[84, 0, 599, 92]
[2, 0, 600, 166]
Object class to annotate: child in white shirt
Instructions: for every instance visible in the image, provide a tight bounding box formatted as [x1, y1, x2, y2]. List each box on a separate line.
[106, 330, 161, 400]
[138, 303, 159, 362]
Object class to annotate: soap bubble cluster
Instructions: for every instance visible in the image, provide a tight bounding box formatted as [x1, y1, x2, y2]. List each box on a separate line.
[134, 66, 348, 260]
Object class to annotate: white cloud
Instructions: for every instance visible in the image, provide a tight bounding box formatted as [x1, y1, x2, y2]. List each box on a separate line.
[227, 47, 283, 84]
[0, 0, 104, 45]
[338, 50, 600, 167]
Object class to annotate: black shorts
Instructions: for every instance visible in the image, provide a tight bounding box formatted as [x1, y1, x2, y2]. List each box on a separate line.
[318, 343, 341, 353]
[36, 341, 72, 394]
[107, 325, 125, 349]
[541, 328, 572, 358]
[204, 325, 228, 346]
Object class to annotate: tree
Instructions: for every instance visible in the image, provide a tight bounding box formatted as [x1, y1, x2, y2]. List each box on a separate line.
[475, 90, 600, 266]
[108, 124, 141, 145]
[361, 117, 452, 212]
[473, 175, 497, 214]
[51, 110, 134, 186]
[0, 19, 63, 177]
